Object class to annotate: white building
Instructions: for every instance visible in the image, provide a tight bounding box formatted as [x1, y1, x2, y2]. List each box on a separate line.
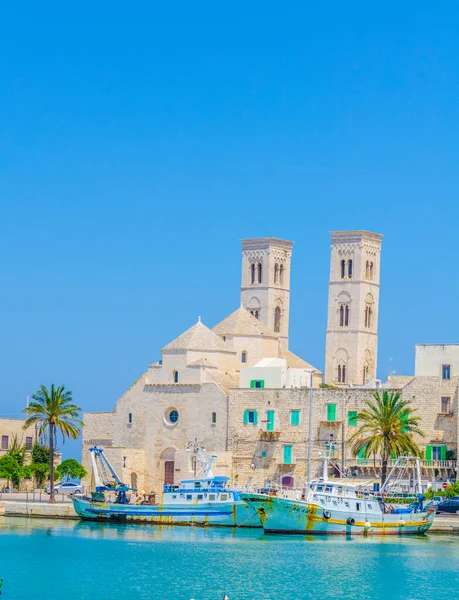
[415, 344, 459, 379]
[239, 358, 320, 389]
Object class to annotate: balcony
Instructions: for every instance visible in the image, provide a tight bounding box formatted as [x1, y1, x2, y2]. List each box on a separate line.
[259, 430, 281, 442]
[346, 457, 457, 472]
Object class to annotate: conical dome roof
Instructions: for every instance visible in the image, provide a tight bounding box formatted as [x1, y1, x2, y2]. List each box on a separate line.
[162, 320, 231, 353]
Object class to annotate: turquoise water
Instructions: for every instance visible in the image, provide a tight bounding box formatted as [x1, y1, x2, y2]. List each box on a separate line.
[0, 517, 458, 599]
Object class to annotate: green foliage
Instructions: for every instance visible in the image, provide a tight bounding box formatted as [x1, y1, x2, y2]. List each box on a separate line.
[319, 383, 337, 389]
[349, 390, 425, 484]
[7, 435, 26, 466]
[23, 384, 83, 502]
[31, 443, 49, 464]
[0, 455, 26, 488]
[55, 459, 87, 482]
[29, 462, 50, 488]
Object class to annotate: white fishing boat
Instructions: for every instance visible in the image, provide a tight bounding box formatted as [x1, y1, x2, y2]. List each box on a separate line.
[73, 446, 261, 528]
[240, 455, 435, 535]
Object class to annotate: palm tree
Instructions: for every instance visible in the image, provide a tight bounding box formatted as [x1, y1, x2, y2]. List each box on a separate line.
[348, 390, 424, 485]
[23, 385, 83, 503]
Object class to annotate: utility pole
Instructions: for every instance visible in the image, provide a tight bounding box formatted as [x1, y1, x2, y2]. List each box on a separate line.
[307, 370, 314, 488]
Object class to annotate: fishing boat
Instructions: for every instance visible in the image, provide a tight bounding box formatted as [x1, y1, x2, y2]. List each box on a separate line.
[240, 455, 435, 535]
[72, 446, 261, 528]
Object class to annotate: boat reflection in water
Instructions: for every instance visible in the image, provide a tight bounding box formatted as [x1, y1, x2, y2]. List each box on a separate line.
[241, 456, 436, 535]
[72, 446, 261, 529]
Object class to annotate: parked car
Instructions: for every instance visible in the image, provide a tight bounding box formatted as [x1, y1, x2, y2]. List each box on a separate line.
[430, 496, 443, 507]
[436, 499, 459, 514]
[44, 482, 82, 495]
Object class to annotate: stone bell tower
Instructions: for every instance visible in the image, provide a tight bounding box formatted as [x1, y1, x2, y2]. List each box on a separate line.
[324, 230, 382, 385]
[240, 238, 293, 347]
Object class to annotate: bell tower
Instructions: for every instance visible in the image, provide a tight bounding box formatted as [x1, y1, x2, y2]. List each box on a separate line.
[240, 238, 293, 347]
[324, 230, 382, 385]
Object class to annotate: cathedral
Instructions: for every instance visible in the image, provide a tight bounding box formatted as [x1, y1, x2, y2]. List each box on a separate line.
[83, 230, 458, 492]
[82, 236, 322, 492]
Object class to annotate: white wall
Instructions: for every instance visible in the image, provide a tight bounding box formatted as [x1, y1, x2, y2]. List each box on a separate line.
[240, 365, 312, 388]
[415, 345, 459, 377]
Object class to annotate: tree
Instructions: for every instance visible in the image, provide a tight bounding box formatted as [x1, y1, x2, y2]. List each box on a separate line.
[7, 435, 26, 466]
[0, 455, 24, 489]
[56, 459, 87, 482]
[349, 390, 424, 485]
[31, 442, 50, 465]
[30, 462, 50, 488]
[23, 385, 83, 503]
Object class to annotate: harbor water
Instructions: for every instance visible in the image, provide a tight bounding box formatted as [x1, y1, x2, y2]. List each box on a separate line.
[0, 516, 458, 599]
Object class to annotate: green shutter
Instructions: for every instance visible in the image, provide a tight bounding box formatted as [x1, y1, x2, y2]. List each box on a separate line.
[348, 411, 358, 427]
[327, 404, 337, 422]
[261, 450, 267, 458]
[357, 445, 369, 465]
[425, 445, 432, 460]
[253, 411, 258, 425]
[400, 411, 409, 433]
[283, 445, 292, 465]
[266, 410, 274, 431]
[441, 445, 447, 460]
[243, 410, 249, 425]
[260, 380, 265, 388]
[250, 380, 255, 388]
[291, 410, 300, 426]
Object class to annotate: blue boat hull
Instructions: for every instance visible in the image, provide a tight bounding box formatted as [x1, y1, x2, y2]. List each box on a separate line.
[72, 496, 261, 528]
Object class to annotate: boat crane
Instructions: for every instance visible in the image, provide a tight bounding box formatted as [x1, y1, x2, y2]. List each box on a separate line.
[195, 448, 218, 479]
[89, 446, 136, 504]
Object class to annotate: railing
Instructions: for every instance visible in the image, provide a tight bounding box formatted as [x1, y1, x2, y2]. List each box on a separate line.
[346, 458, 457, 470]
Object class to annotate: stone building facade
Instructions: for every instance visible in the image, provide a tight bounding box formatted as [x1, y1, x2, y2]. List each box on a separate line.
[228, 375, 459, 489]
[82, 237, 321, 492]
[325, 230, 382, 386]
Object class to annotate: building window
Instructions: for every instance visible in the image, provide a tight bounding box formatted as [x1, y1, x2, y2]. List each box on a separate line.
[363, 364, 369, 384]
[261, 450, 267, 458]
[250, 263, 256, 284]
[168, 409, 179, 424]
[274, 263, 279, 283]
[365, 305, 372, 328]
[1, 436, 8, 450]
[241, 351, 247, 363]
[257, 263, 262, 283]
[255, 310, 259, 319]
[25, 437, 33, 449]
[279, 264, 284, 285]
[339, 305, 350, 327]
[274, 306, 281, 333]
[340, 259, 345, 278]
[348, 411, 358, 427]
[173, 370, 179, 383]
[348, 259, 353, 279]
[327, 404, 337, 422]
[128, 413, 133, 424]
[290, 410, 300, 426]
[442, 365, 451, 380]
[426, 445, 446, 461]
[441, 397, 451, 414]
[250, 380, 264, 389]
[283, 445, 292, 465]
[370, 262, 374, 279]
[211, 411, 217, 424]
[337, 364, 346, 383]
[243, 410, 258, 425]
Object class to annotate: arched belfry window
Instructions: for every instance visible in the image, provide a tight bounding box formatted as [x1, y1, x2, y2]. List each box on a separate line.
[257, 263, 262, 283]
[339, 305, 350, 327]
[274, 306, 281, 333]
[348, 260, 353, 279]
[241, 351, 247, 363]
[255, 310, 259, 319]
[340, 260, 346, 279]
[250, 263, 256, 284]
[337, 363, 346, 383]
[365, 261, 370, 279]
[274, 263, 279, 283]
[365, 305, 372, 328]
[173, 370, 179, 383]
[370, 262, 374, 280]
[363, 364, 369, 384]
[279, 264, 284, 285]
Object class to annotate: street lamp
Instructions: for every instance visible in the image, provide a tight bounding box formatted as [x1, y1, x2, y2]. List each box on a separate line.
[186, 437, 206, 478]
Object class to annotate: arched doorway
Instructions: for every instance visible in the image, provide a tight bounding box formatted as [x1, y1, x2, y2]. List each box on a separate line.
[130, 472, 138, 490]
[161, 448, 176, 485]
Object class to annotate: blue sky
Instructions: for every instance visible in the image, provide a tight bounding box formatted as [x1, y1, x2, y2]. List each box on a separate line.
[1, 2, 459, 458]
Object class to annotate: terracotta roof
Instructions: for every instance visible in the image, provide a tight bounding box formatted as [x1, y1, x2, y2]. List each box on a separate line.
[213, 307, 276, 337]
[162, 320, 231, 353]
